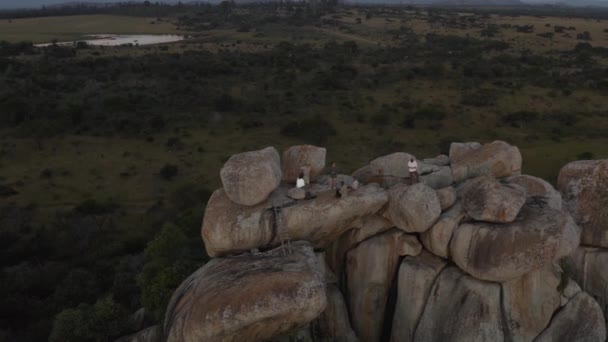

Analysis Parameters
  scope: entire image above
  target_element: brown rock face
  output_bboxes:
[315,285,358,342]
[220,146,282,206]
[534,292,606,342]
[414,267,504,342]
[370,152,415,178]
[451,140,522,182]
[449,142,482,162]
[450,206,580,282]
[325,215,394,283]
[505,175,562,210]
[501,264,562,342]
[565,247,608,325]
[346,230,422,342]
[420,201,466,258]
[557,160,608,248]
[281,145,326,183]
[385,183,441,233]
[435,186,456,210]
[279,184,388,247]
[391,251,447,342]
[201,188,274,257]
[462,176,527,223]
[164,241,326,342]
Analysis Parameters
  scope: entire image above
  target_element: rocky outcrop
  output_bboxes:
[164,241,326,342]
[201,188,274,257]
[220,147,282,206]
[347,230,422,342]
[172,143,608,342]
[450,206,580,282]
[534,292,606,342]
[451,141,522,182]
[384,183,441,233]
[565,247,608,320]
[435,186,456,210]
[557,160,608,248]
[461,176,527,223]
[501,264,562,342]
[449,141,482,162]
[420,201,466,258]
[391,251,447,342]
[370,152,414,179]
[315,285,358,342]
[278,184,388,247]
[281,145,326,183]
[414,267,504,342]
[506,175,562,210]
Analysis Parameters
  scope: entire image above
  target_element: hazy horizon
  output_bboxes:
[0,0,607,9]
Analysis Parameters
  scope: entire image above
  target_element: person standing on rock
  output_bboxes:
[300,164,312,186]
[408,158,419,185]
[329,162,338,190]
[296,172,306,189]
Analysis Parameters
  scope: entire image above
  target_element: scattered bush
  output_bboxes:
[159,164,179,180]
[280,115,337,144]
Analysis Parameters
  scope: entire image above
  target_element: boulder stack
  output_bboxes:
[157,141,606,342]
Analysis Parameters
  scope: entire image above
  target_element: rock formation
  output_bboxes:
[157,141,606,342]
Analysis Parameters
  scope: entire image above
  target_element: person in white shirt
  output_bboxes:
[296,172,306,189]
[408,158,419,185]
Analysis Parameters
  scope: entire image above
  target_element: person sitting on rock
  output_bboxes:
[350,179,359,190]
[408,158,419,185]
[296,172,306,189]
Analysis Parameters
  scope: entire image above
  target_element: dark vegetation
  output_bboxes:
[1,2,608,341]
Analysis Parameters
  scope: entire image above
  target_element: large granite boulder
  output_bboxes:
[220,147,281,206]
[423,154,450,167]
[506,175,562,210]
[449,142,482,162]
[420,165,454,190]
[278,184,388,247]
[203,184,387,257]
[557,160,608,248]
[164,241,326,342]
[435,186,456,210]
[347,229,422,342]
[370,152,414,178]
[420,202,466,258]
[450,206,581,282]
[281,145,326,183]
[534,292,606,342]
[384,183,441,233]
[451,141,522,182]
[565,247,608,322]
[414,267,504,342]
[202,188,274,257]
[462,176,527,223]
[391,251,447,342]
[500,264,562,342]
[315,285,358,342]
[325,215,394,283]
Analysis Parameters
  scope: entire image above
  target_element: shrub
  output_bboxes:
[413,105,446,121]
[160,164,179,180]
[502,111,540,128]
[280,115,337,144]
[370,112,391,126]
[577,151,594,160]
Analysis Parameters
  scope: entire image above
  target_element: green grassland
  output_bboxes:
[0,14,179,43]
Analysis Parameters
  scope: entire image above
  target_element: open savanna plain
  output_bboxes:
[1,3,608,341]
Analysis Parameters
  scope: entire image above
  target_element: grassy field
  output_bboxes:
[0,15,180,43]
[1,6,608,210]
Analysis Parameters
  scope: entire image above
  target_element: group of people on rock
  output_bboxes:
[292,156,420,199]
